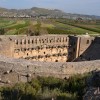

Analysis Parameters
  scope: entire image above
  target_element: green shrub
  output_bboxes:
[0,74,91,100]
[57,93,77,100]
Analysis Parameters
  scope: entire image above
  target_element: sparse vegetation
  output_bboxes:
[0,28,5,35]
[0,74,91,100]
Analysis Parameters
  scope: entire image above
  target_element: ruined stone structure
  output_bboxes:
[0,34,100,86]
[0,55,100,86]
[69,35,95,61]
[0,35,69,62]
[0,34,99,62]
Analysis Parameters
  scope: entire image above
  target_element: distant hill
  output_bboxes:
[0,7,100,19]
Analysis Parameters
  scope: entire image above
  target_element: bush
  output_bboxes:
[0,74,90,100]
[57,93,77,100]
[0,28,5,35]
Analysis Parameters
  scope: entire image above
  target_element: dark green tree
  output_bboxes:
[0,28,5,35]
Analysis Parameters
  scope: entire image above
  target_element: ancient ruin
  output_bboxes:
[0,34,99,62]
[0,35,69,62]
[0,34,100,86]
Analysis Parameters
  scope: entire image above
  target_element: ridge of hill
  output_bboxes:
[0,7,100,19]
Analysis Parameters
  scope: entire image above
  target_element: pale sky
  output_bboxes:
[0,0,100,16]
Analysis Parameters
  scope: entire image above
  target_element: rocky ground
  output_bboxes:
[83,71,100,100]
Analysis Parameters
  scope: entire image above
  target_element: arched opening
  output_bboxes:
[86,40,89,44]
[55,60,58,62]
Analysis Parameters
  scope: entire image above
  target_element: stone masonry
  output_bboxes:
[0,55,100,86]
[0,34,99,62]
[0,35,69,62]
[0,34,100,100]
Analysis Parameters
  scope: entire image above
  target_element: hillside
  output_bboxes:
[0,7,100,19]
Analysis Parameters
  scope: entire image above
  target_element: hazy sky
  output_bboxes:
[0,0,100,16]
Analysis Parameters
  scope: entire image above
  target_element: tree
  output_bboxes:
[0,28,5,35]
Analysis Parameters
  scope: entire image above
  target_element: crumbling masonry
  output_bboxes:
[0,34,98,62]
[0,34,100,85]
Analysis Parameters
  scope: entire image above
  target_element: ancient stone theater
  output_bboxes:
[0,34,99,62]
[0,34,100,86]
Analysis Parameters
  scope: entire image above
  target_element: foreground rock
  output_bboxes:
[83,71,100,100]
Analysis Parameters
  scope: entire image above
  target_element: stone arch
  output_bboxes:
[15,40,18,44]
[22,39,26,44]
[55,60,58,62]
[19,39,22,44]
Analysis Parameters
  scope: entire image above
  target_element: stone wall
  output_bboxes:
[0,36,14,57]
[0,55,100,86]
[74,36,100,61]
[0,35,69,62]
[0,35,100,62]
[69,35,95,61]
